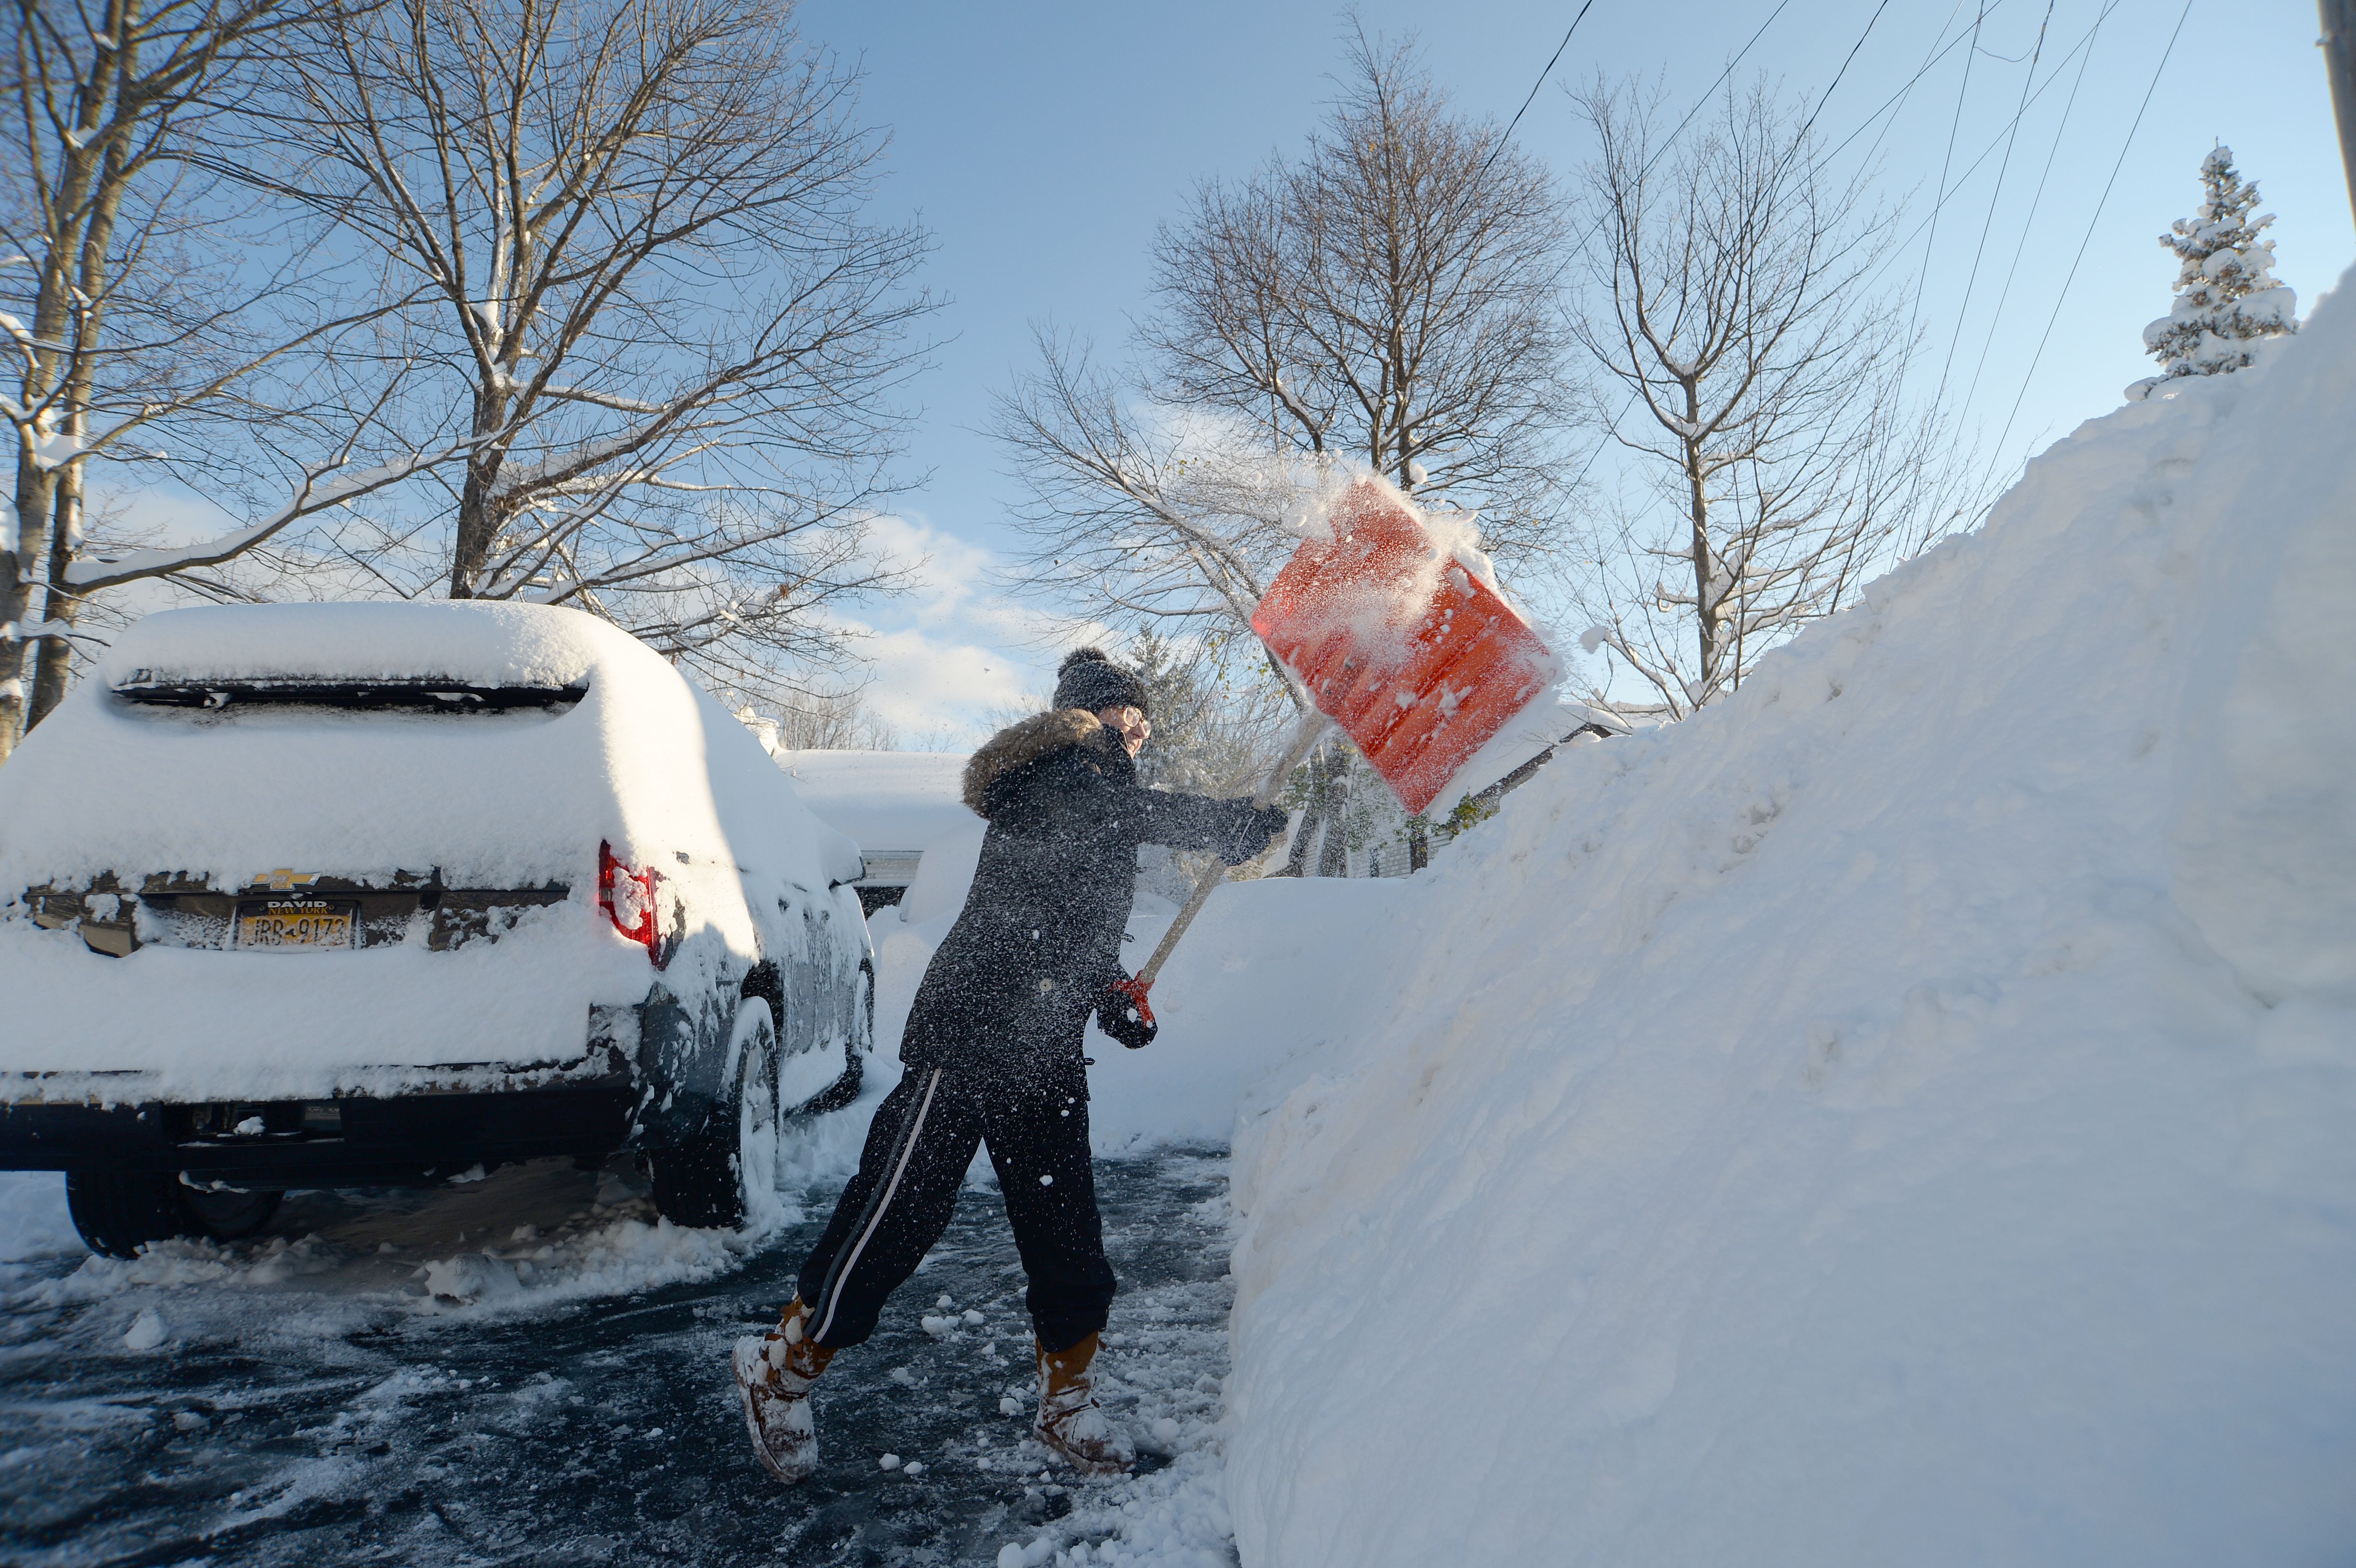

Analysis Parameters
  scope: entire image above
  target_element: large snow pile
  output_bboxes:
[1222,272,2356,1564]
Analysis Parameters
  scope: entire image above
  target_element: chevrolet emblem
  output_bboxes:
[255,869,322,892]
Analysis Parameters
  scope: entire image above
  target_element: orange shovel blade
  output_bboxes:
[1251,479,1556,817]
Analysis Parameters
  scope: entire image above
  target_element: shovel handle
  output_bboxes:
[1134,709,1330,991]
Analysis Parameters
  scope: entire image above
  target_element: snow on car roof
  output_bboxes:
[3,601,854,895]
[772,750,978,856]
[96,600,635,690]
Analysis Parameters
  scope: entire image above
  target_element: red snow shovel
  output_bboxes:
[1111,477,1555,1029]
[1251,478,1557,816]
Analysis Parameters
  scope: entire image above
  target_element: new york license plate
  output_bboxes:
[235,900,356,950]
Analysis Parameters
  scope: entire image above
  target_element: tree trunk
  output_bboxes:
[0,459,62,762]
[2323,0,2356,227]
[0,573,30,763]
[1279,750,1323,876]
[1683,379,1720,700]
[15,16,135,734]
[1316,741,1350,877]
[27,461,86,727]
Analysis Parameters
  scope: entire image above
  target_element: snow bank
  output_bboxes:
[1222,275,2356,1564]
[1093,878,1411,1151]
[868,817,1403,1154]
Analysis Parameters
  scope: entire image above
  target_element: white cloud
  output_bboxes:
[73,492,1088,751]
[833,512,1105,750]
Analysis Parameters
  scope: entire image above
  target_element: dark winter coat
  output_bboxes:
[898,708,1284,1086]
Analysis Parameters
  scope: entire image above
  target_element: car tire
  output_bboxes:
[65,1172,284,1260]
[648,999,776,1230]
[792,963,873,1120]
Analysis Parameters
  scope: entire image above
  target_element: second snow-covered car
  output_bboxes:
[0,601,873,1256]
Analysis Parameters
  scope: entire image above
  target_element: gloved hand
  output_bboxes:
[1253,803,1291,851]
[1098,975,1157,1050]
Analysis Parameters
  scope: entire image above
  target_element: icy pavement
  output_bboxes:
[0,1151,1240,1567]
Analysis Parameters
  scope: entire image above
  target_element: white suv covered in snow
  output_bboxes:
[0,601,873,1255]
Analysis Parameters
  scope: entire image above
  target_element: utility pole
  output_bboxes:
[2324,1,2356,226]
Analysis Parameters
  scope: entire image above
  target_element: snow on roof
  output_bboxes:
[96,600,637,690]
[772,750,978,855]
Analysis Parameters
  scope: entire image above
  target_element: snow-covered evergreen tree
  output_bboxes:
[2137,146,2296,390]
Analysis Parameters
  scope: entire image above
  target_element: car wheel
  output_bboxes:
[791,964,871,1119]
[648,998,775,1230]
[65,1173,285,1260]
[734,1001,785,1229]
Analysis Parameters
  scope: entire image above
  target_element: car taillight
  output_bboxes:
[598,841,664,964]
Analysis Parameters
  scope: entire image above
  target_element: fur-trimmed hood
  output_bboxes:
[962,708,1117,816]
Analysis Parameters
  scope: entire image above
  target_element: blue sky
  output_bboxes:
[793,0,2355,745]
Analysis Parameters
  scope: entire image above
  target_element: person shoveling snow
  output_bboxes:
[734,647,1288,1483]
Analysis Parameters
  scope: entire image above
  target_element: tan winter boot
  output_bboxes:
[1033,1331,1133,1475]
[732,1297,836,1484]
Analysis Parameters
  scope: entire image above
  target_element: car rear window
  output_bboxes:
[111,677,587,714]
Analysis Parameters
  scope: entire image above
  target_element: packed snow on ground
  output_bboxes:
[0,1157,809,1333]
[1217,271,2356,1566]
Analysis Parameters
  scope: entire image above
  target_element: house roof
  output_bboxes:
[771,750,979,857]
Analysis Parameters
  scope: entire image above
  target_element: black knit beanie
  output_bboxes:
[1051,646,1149,717]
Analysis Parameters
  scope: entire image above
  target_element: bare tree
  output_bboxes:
[1145,28,1572,547]
[992,29,1571,656]
[990,33,1574,881]
[0,0,413,761]
[1565,77,1971,719]
[737,686,897,754]
[993,331,1312,641]
[252,0,931,700]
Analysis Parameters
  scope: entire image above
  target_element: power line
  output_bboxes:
[1908,2,1993,359]
[1485,0,1601,177]
[1993,0,2195,464]
[1818,1,1980,170]
[1645,0,1797,173]
[1935,0,2055,405]
[1569,391,1639,493]
[1957,0,2112,432]
[1566,0,1796,262]
[1847,2,2126,310]
[1800,0,1897,141]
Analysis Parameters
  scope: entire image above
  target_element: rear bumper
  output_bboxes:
[0,1081,637,1186]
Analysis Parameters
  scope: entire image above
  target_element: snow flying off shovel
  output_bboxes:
[1112,477,1556,1028]
[1251,478,1557,817]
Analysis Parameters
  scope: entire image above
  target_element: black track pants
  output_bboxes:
[796,1066,1116,1355]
